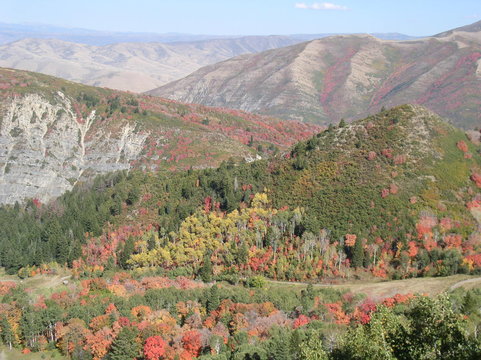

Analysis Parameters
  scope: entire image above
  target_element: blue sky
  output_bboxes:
[1,0,480,36]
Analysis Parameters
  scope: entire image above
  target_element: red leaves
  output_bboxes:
[324,302,350,324]
[367,151,377,160]
[32,198,42,208]
[144,336,167,360]
[203,196,212,213]
[408,241,419,258]
[457,140,468,153]
[182,330,202,358]
[471,173,481,188]
[382,293,414,308]
[381,148,393,159]
[381,188,390,198]
[416,215,437,239]
[443,234,462,249]
[293,314,310,329]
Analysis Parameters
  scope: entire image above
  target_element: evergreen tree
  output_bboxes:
[147,234,156,251]
[0,315,13,350]
[269,328,291,360]
[339,118,346,127]
[118,237,135,269]
[352,238,364,269]
[199,252,213,283]
[207,285,220,313]
[108,326,140,360]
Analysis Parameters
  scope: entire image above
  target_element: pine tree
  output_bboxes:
[206,285,220,313]
[352,238,364,269]
[118,237,135,269]
[0,315,13,350]
[147,234,156,251]
[199,252,213,283]
[109,326,140,360]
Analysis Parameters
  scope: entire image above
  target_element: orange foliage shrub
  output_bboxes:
[457,140,468,152]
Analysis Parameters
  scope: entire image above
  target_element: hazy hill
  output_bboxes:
[0,22,417,45]
[151,21,481,129]
[0,36,308,92]
[0,22,418,93]
[0,67,318,204]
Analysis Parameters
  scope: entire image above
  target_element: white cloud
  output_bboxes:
[295,2,349,11]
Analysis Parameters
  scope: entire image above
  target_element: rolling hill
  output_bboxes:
[0,36,305,92]
[0,67,318,204]
[151,21,481,129]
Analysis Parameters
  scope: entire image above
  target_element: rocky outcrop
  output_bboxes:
[0,68,320,205]
[0,93,148,204]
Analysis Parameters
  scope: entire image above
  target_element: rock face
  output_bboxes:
[151,21,481,129]
[0,93,147,204]
[0,68,319,204]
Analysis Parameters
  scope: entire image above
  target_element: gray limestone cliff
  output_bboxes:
[0,93,148,204]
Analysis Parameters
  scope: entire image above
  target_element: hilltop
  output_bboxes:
[151,21,481,129]
[0,67,318,204]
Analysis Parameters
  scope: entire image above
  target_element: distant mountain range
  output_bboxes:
[151,20,481,129]
[0,36,306,92]
[0,22,418,46]
[0,22,419,93]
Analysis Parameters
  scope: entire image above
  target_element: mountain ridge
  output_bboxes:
[150,22,481,129]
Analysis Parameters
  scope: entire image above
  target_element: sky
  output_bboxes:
[1,0,480,36]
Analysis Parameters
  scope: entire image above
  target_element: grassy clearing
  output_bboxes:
[0,347,65,360]
[267,274,481,300]
[0,270,74,299]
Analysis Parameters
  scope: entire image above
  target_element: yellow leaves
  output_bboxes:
[130,192,298,270]
[251,193,269,208]
[129,245,173,268]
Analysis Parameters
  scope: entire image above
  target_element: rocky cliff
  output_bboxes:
[0,68,319,204]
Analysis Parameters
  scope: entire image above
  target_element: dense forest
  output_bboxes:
[0,273,480,359]
[0,105,479,358]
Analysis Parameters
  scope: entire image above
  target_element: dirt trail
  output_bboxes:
[449,277,481,291]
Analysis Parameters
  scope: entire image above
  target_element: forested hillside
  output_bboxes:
[1,105,480,283]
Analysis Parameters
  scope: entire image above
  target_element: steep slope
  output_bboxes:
[0,68,318,204]
[2,105,480,279]
[79,105,481,278]
[151,23,481,129]
[0,36,306,92]
[435,19,481,37]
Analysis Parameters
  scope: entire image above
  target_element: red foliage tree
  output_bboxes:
[293,314,310,329]
[182,330,202,357]
[144,336,167,360]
